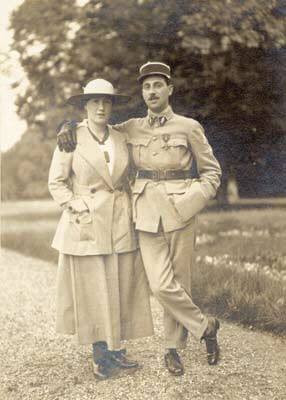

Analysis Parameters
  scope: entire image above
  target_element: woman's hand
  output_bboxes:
[66,198,89,214]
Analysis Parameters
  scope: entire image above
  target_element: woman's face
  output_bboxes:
[85,96,113,125]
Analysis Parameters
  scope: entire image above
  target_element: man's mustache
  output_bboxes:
[148,95,159,100]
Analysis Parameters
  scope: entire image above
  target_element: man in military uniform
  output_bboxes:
[57,62,222,376]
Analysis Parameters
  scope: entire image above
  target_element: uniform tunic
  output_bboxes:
[114,106,221,347]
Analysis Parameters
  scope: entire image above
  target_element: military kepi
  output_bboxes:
[138,61,171,82]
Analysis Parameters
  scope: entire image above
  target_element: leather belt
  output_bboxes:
[137,170,192,181]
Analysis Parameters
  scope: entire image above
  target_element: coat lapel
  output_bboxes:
[77,126,114,188]
[109,126,129,186]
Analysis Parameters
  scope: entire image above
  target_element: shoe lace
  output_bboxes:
[109,350,126,362]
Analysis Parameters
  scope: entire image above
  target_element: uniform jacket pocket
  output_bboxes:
[127,137,151,147]
[131,180,148,221]
[167,136,188,149]
[164,180,189,194]
[131,179,149,194]
[172,180,208,222]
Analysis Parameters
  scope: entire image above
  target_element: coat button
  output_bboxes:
[152,136,157,141]
[152,152,158,156]
[75,218,80,224]
[90,188,96,193]
[109,189,114,193]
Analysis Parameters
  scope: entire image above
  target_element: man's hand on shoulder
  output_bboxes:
[57,120,78,152]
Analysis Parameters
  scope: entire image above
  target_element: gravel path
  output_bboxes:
[0,249,285,400]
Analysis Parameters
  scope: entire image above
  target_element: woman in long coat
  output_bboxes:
[48,79,153,380]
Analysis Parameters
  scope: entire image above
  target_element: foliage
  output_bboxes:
[3,0,286,199]
[2,130,55,199]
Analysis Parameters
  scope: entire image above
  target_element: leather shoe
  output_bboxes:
[109,350,138,369]
[92,359,111,380]
[164,349,184,376]
[201,317,220,365]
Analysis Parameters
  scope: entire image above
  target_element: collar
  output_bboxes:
[79,119,111,144]
[147,105,174,121]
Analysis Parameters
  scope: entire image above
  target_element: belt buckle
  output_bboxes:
[152,170,167,181]
[166,170,174,179]
[159,170,167,180]
[152,170,160,181]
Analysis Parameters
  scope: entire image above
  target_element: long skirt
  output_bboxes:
[55,251,154,349]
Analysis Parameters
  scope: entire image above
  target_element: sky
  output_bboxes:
[0,0,26,152]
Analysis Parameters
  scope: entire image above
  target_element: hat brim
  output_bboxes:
[67,93,130,108]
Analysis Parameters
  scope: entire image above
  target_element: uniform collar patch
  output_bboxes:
[147,106,174,126]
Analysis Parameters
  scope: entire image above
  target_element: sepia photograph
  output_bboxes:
[1,1,286,399]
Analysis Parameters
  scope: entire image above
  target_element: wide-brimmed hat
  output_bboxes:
[137,61,171,82]
[67,79,130,108]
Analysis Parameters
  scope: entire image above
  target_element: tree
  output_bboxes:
[2,129,56,200]
[4,0,286,200]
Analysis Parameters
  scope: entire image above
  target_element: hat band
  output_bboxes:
[84,89,115,95]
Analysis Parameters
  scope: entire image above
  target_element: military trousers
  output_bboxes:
[138,219,208,349]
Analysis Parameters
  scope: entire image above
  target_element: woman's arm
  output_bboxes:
[48,146,90,213]
[48,146,74,206]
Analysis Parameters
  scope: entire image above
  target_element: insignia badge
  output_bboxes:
[159,116,167,126]
[162,134,170,142]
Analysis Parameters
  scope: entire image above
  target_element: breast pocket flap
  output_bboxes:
[167,137,188,148]
[127,137,151,147]
[164,181,188,194]
[132,180,148,194]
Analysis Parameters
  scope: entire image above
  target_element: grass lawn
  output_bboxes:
[193,209,286,334]
[1,202,286,335]
[2,213,60,264]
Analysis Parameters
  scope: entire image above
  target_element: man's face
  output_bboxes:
[85,96,112,125]
[142,75,173,113]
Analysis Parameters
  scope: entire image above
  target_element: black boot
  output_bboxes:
[164,349,184,376]
[109,349,138,369]
[201,318,220,365]
[92,341,110,380]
